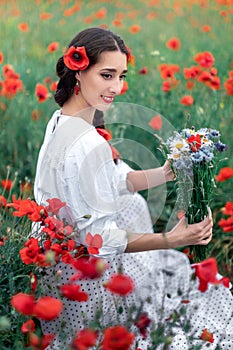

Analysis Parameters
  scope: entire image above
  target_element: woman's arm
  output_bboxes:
[125,215,213,253]
[126,160,174,192]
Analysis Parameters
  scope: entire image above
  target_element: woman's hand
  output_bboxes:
[166,214,213,248]
[162,160,175,182]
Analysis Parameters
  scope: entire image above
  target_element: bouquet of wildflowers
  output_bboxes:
[165,127,228,262]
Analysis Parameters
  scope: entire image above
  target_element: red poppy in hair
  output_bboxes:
[63,46,89,71]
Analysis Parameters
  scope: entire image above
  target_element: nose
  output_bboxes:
[109,78,123,95]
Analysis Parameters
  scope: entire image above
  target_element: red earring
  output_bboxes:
[74,85,80,95]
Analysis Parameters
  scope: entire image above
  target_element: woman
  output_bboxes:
[34,27,232,349]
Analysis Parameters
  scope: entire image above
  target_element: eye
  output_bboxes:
[101,73,112,80]
[120,74,127,80]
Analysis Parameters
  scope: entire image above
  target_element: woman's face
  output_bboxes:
[76,50,127,111]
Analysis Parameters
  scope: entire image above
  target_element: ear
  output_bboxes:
[75,72,81,80]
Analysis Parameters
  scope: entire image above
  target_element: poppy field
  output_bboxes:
[1,0,233,349]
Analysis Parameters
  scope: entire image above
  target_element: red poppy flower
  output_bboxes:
[60,284,88,302]
[85,232,103,255]
[1,179,13,191]
[134,312,151,339]
[40,12,53,20]
[218,216,233,232]
[72,256,108,280]
[180,95,194,106]
[138,67,148,74]
[215,167,233,181]
[95,8,107,19]
[149,115,162,130]
[166,37,181,50]
[48,42,59,52]
[120,80,128,95]
[103,273,135,296]
[50,81,58,91]
[194,51,215,68]
[222,202,233,216]
[158,63,180,79]
[45,198,66,215]
[187,134,201,152]
[30,273,38,292]
[35,83,49,103]
[33,296,63,321]
[28,333,55,350]
[7,197,45,222]
[21,319,35,334]
[201,25,211,32]
[11,293,36,315]
[183,66,201,79]
[101,325,135,350]
[0,52,4,64]
[18,22,30,32]
[224,75,233,95]
[96,128,112,141]
[0,195,7,207]
[20,237,42,265]
[200,328,214,343]
[129,24,141,33]
[71,328,98,350]
[63,46,89,71]
[192,257,230,292]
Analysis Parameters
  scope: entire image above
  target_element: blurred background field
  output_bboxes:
[1,0,233,278]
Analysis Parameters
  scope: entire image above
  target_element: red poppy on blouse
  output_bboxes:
[71,328,98,350]
[1,179,13,191]
[166,37,181,50]
[180,95,194,106]
[187,134,201,152]
[200,328,214,343]
[101,325,135,350]
[215,167,233,181]
[21,319,35,334]
[28,332,55,350]
[0,195,7,207]
[194,51,215,68]
[60,284,89,302]
[33,296,63,321]
[103,273,135,296]
[11,293,36,315]
[35,83,49,103]
[85,232,103,255]
[149,115,162,130]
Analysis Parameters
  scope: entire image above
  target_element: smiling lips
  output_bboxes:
[101,95,114,104]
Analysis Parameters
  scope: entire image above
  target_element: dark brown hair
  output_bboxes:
[54,27,129,107]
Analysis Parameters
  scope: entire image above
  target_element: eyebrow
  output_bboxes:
[100,68,128,73]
